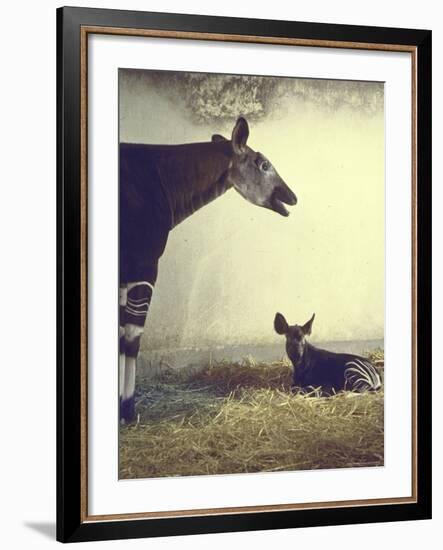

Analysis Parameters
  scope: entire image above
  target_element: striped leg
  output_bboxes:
[119,285,128,409]
[120,281,154,423]
[344,359,382,392]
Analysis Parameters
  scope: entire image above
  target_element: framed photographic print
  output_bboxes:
[57,6,432,543]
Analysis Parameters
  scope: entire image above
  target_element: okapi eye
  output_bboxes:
[261,161,270,172]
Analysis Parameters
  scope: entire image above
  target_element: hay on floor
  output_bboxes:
[119,356,384,479]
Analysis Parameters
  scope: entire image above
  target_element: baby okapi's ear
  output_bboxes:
[212,134,228,143]
[274,312,289,335]
[231,117,249,155]
[301,313,315,336]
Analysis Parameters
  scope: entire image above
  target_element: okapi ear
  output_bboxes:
[212,134,228,143]
[274,312,289,335]
[301,313,315,336]
[231,117,249,154]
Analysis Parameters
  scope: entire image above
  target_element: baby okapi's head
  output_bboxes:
[212,117,297,216]
[274,312,315,365]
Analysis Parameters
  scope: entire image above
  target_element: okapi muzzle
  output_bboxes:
[274,312,382,394]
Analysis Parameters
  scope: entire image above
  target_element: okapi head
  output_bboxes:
[274,312,315,365]
[212,117,297,216]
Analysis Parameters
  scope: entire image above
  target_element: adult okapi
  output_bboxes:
[119,117,297,422]
[274,312,382,393]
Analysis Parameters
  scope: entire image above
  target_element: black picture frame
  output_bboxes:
[57,6,432,543]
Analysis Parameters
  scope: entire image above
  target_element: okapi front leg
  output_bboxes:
[120,281,154,423]
[119,284,128,408]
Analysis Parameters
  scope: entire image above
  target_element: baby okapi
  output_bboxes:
[274,313,381,393]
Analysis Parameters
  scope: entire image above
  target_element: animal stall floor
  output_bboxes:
[119,358,384,479]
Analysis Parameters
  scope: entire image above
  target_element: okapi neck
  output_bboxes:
[298,342,314,369]
[156,141,234,228]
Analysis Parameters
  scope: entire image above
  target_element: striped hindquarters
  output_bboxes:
[344,358,382,392]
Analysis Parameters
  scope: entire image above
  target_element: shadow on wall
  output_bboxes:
[23,522,56,540]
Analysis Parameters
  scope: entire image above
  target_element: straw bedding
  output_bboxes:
[119,351,384,479]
